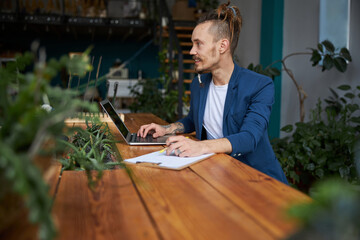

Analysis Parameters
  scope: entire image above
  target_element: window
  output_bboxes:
[319,0,350,49]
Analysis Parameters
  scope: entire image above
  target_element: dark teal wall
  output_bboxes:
[5,36,160,98]
[260,0,284,139]
[42,38,160,98]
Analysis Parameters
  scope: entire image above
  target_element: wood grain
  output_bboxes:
[130,166,274,240]
[112,114,273,239]
[53,113,311,240]
[52,169,159,240]
[0,160,62,240]
[190,154,311,239]
[113,113,310,239]
[45,161,62,197]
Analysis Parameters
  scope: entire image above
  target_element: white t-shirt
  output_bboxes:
[203,80,228,139]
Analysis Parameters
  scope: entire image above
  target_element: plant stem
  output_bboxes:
[266,51,312,122]
[282,59,308,122]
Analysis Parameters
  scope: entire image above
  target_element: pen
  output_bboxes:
[159,137,189,153]
[159,148,167,153]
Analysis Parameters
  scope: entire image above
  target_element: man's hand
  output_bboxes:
[137,123,167,138]
[165,135,209,157]
[165,136,232,157]
[137,122,185,138]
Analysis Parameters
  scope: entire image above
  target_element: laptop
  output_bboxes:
[100,99,170,145]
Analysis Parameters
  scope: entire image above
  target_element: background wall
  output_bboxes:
[223,0,262,67]
[281,0,360,133]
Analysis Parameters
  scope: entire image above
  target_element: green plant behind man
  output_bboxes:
[272,84,360,192]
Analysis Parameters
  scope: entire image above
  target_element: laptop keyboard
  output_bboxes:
[130,133,158,143]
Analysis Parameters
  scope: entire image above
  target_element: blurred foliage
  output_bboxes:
[128,78,179,122]
[272,84,360,192]
[287,178,360,240]
[129,40,185,123]
[59,119,124,188]
[0,47,97,239]
[247,63,281,79]
[196,0,219,11]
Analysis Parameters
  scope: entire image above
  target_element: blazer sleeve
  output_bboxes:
[225,77,274,156]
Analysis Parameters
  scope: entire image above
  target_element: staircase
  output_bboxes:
[157,0,199,118]
[162,24,195,99]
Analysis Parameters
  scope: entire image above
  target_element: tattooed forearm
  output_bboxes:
[162,123,185,134]
[171,122,185,134]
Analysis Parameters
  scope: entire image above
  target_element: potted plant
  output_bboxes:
[59,119,124,188]
[272,84,360,192]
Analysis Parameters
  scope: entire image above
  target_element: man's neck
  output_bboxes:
[211,58,235,86]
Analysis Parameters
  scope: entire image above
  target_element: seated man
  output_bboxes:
[137,1,288,184]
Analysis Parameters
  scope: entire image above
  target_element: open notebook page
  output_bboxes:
[124,150,214,170]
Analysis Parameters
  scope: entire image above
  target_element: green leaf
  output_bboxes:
[322,40,335,53]
[268,67,281,77]
[322,55,333,71]
[315,168,324,178]
[348,104,359,112]
[290,171,300,183]
[337,84,351,91]
[254,64,263,73]
[306,163,315,171]
[281,124,293,133]
[350,116,360,124]
[247,63,254,70]
[340,47,352,61]
[344,93,355,99]
[310,50,322,66]
[317,156,327,166]
[329,88,339,98]
[317,43,323,53]
[333,57,347,72]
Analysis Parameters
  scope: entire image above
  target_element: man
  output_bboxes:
[138,2,288,184]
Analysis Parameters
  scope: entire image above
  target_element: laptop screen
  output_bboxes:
[100,100,130,138]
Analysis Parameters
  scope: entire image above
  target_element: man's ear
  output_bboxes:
[219,38,230,54]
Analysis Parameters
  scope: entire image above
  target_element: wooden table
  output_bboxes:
[3,113,311,240]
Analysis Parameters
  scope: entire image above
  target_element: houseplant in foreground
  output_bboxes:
[0,47,96,239]
[286,178,360,240]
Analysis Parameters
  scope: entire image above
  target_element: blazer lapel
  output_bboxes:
[198,74,211,136]
[223,65,239,135]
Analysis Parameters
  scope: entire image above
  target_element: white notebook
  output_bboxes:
[124,150,214,170]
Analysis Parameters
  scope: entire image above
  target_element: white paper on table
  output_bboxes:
[124,150,214,170]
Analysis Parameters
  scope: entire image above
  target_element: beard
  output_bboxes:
[193,57,205,74]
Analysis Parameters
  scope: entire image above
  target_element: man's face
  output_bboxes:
[190,21,221,73]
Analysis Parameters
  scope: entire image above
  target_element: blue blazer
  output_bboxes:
[178,64,288,184]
